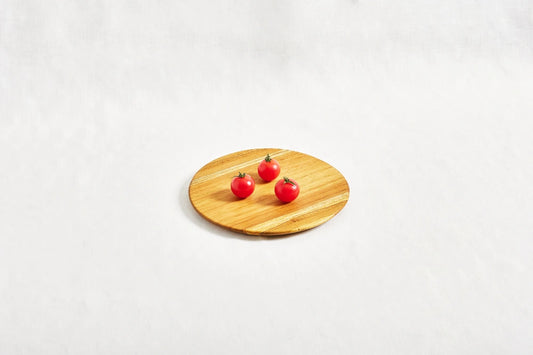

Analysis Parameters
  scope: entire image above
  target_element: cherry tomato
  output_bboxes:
[231,172,255,198]
[275,177,300,202]
[258,154,281,182]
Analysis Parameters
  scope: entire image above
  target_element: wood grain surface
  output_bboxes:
[188,148,349,236]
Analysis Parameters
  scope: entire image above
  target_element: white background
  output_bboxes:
[1,0,532,354]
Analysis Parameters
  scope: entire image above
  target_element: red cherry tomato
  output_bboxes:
[231,172,255,198]
[257,154,281,182]
[275,177,300,202]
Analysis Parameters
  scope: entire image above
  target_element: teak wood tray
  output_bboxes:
[189,148,349,236]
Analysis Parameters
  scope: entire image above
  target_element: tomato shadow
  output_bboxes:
[255,194,286,207]
[248,172,271,185]
[211,189,241,202]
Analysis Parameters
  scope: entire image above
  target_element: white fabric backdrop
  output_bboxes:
[1,1,532,354]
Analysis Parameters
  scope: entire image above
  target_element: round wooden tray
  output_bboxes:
[188,148,349,236]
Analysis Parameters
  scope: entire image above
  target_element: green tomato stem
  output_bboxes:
[283,177,296,186]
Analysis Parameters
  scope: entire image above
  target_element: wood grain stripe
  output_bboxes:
[190,149,290,185]
[249,192,349,232]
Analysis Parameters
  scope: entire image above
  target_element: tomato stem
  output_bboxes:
[234,172,246,178]
[265,154,272,162]
[283,177,295,186]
